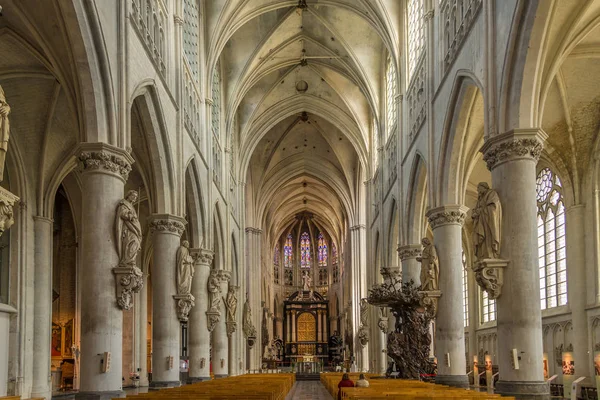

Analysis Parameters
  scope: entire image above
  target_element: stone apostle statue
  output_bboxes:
[225,286,238,322]
[471,182,502,260]
[360,298,369,327]
[115,190,142,268]
[207,271,221,311]
[0,85,10,181]
[416,238,439,291]
[243,294,257,337]
[302,270,312,291]
[176,240,194,295]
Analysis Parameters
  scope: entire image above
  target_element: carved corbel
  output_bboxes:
[0,187,18,237]
[418,290,442,318]
[112,266,144,310]
[206,309,221,333]
[472,259,509,299]
[174,293,195,322]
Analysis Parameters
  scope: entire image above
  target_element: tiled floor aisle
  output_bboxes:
[286,381,334,400]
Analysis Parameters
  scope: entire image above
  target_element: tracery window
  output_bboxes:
[318,233,328,267]
[407,0,425,78]
[183,0,199,79]
[284,234,293,268]
[300,232,311,268]
[536,168,567,310]
[273,243,280,285]
[332,243,339,284]
[211,62,221,139]
[481,289,496,323]
[462,249,468,328]
[385,55,397,140]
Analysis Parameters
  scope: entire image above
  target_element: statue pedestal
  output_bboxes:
[0,186,18,236]
[418,290,442,317]
[112,266,144,310]
[206,309,221,333]
[473,259,509,299]
[174,293,195,322]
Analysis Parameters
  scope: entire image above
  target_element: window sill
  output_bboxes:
[541,305,570,319]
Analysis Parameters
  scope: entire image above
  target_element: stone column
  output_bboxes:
[481,129,548,397]
[76,143,133,399]
[286,312,291,341]
[317,310,322,342]
[148,214,186,388]
[566,205,589,378]
[0,303,16,396]
[187,249,212,382]
[31,216,53,399]
[291,311,296,342]
[398,244,422,286]
[426,205,469,388]
[137,273,149,387]
[212,270,230,378]
[228,285,240,376]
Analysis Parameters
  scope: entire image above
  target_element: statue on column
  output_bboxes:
[302,270,312,291]
[207,270,221,311]
[115,190,142,268]
[416,238,439,291]
[243,294,257,347]
[472,182,502,260]
[225,286,238,322]
[113,190,144,310]
[0,84,10,181]
[176,240,194,295]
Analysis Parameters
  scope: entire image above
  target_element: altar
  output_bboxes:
[295,356,324,373]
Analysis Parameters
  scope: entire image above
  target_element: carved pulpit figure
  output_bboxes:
[416,238,439,291]
[472,182,502,260]
[115,190,142,268]
[176,240,194,295]
[302,270,312,291]
[225,286,238,323]
[0,85,10,181]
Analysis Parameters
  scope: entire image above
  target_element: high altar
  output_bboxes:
[283,290,329,368]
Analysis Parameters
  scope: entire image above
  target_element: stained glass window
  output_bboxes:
[385,55,397,140]
[300,232,311,268]
[536,168,567,310]
[332,243,338,265]
[273,243,280,285]
[462,249,469,327]
[407,0,425,78]
[284,234,293,268]
[318,233,328,267]
[274,243,280,265]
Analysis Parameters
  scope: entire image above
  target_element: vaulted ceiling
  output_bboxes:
[211,0,400,248]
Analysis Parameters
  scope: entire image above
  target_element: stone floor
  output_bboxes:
[285,381,334,400]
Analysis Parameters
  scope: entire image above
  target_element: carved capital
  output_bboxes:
[426,205,469,229]
[218,269,231,283]
[174,293,195,322]
[473,259,509,299]
[78,143,134,181]
[481,129,547,171]
[113,266,144,310]
[173,15,184,25]
[192,248,214,266]
[148,214,186,236]
[0,187,19,237]
[398,244,422,261]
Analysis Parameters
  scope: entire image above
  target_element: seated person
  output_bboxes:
[355,373,370,388]
[337,373,355,400]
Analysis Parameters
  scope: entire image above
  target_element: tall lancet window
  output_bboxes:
[385,55,397,141]
[318,233,328,267]
[273,243,280,285]
[407,0,425,78]
[332,242,339,284]
[182,0,199,79]
[300,232,311,268]
[536,167,567,310]
[284,234,293,286]
[481,289,496,323]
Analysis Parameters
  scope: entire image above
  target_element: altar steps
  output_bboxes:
[295,373,321,381]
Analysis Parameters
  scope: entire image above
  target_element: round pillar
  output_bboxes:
[187,249,212,382]
[212,270,230,378]
[148,214,186,388]
[76,143,134,399]
[426,205,469,388]
[398,244,422,286]
[481,129,548,398]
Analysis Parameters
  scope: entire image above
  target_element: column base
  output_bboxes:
[31,389,51,399]
[435,375,469,388]
[75,390,125,400]
[149,380,180,389]
[214,374,229,379]
[187,376,211,383]
[495,380,549,400]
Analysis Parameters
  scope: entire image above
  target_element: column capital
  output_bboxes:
[217,269,231,283]
[481,128,547,171]
[32,215,53,224]
[77,142,134,181]
[350,224,366,231]
[148,214,186,236]
[397,244,422,261]
[426,205,469,229]
[191,248,214,266]
[245,227,262,235]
